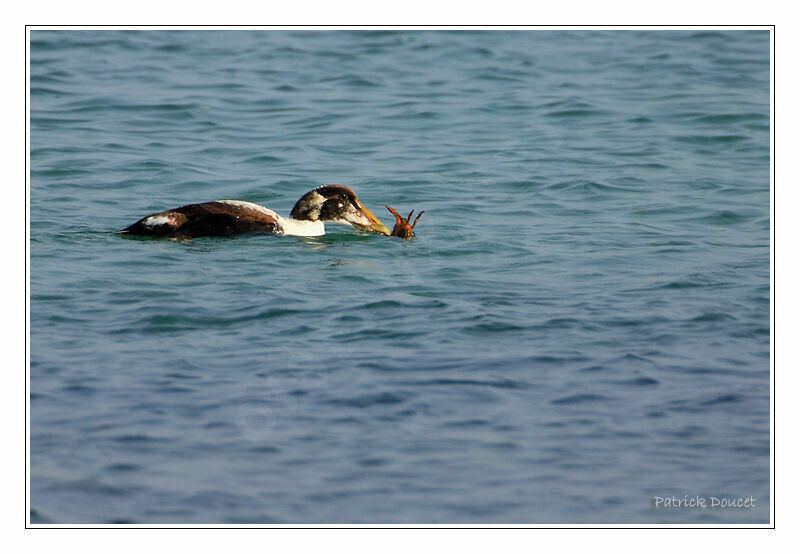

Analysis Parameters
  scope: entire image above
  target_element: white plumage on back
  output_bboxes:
[217,200,280,219]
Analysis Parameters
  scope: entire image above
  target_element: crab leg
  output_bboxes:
[385,205,404,225]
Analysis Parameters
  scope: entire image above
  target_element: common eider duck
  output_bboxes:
[118,185,391,238]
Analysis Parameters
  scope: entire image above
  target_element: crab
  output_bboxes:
[385,206,424,239]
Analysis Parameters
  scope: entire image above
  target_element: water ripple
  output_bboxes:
[30,29,771,525]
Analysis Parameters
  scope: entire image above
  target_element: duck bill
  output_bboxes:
[358,203,391,236]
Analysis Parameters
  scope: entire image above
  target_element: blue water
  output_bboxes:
[29,30,771,524]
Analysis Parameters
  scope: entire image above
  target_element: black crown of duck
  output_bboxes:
[118,185,391,239]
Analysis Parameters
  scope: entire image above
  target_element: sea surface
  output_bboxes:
[29,30,771,524]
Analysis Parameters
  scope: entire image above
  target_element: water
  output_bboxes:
[29,30,771,524]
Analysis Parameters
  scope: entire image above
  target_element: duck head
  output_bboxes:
[290,185,391,236]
